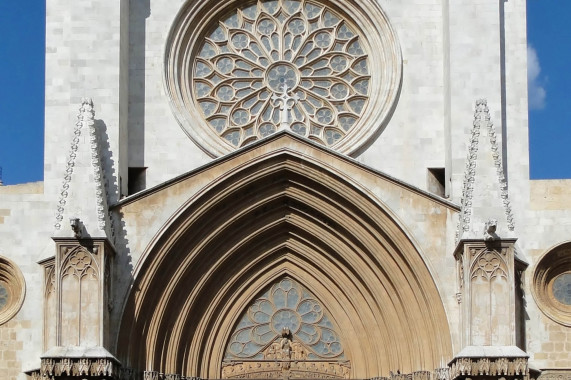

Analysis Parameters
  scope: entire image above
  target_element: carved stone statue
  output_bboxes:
[484,219,498,241]
[280,327,292,360]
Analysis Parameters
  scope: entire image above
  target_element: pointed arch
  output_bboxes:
[117,151,452,378]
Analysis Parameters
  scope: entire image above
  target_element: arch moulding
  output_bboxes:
[117,150,452,378]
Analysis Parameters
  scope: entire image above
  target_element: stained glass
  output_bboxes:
[193,0,370,147]
[553,273,571,305]
[0,284,8,311]
[224,278,345,360]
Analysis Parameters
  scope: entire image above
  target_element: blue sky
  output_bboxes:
[0,1,569,185]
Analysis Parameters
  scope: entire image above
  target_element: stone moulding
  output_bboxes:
[448,356,528,379]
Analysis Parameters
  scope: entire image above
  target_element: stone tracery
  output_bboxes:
[193,0,370,148]
[225,277,345,360]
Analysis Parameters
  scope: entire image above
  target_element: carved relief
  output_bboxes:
[470,251,508,282]
[38,357,119,378]
[448,356,527,379]
[433,368,451,380]
[484,219,498,241]
[62,248,99,279]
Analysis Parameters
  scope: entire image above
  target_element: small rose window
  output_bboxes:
[532,243,571,326]
[0,256,26,325]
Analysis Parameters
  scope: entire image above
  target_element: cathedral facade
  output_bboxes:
[0,1,570,380]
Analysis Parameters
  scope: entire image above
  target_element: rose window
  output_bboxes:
[193,0,370,148]
[167,0,401,156]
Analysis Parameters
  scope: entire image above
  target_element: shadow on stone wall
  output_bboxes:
[96,118,134,354]
[128,0,151,169]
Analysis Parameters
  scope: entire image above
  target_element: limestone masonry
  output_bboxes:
[0,1,570,380]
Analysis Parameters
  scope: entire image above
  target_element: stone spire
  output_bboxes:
[53,98,114,241]
[456,99,515,243]
[450,101,527,379]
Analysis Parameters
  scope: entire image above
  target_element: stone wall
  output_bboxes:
[0,319,28,380]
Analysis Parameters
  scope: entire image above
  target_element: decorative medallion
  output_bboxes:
[166,0,402,156]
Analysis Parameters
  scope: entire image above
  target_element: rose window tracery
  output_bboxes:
[224,277,345,360]
[193,0,370,148]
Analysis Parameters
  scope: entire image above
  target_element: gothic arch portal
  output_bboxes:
[117,149,452,378]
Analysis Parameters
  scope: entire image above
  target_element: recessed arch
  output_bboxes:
[117,151,452,378]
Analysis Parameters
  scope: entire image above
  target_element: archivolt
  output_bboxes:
[117,151,452,377]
